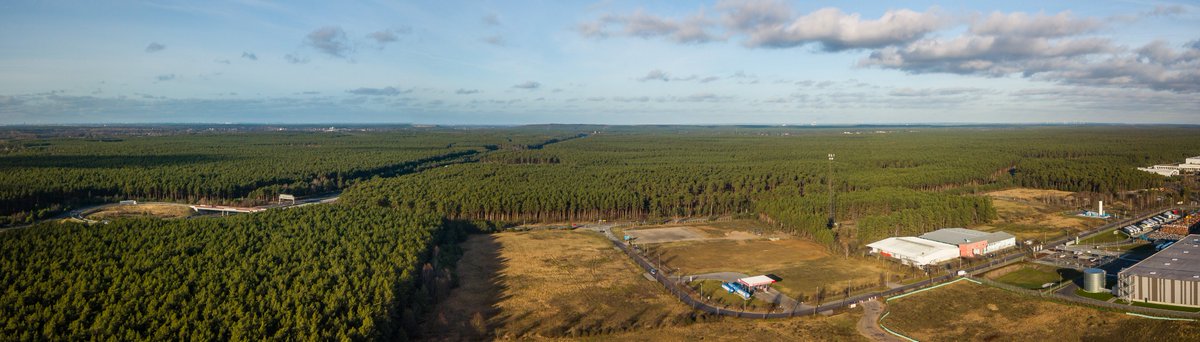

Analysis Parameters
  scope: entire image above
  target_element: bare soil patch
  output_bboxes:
[625,226,709,244]
[85,203,193,220]
[977,189,1104,241]
[986,188,1075,201]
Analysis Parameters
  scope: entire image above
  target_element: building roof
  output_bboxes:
[981,231,1016,243]
[867,236,957,256]
[738,275,776,287]
[1120,234,1200,281]
[919,228,993,245]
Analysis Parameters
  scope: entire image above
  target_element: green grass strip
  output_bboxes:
[1125,312,1197,321]
[878,311,920,342]
[887,277,979,302]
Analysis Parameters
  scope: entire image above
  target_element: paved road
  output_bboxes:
[3,192,342,232]
[858,300,903,342]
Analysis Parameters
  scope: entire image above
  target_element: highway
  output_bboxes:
[3,192,342,232]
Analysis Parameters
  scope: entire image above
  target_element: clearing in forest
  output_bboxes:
[883,281,1200,341]
[83,203,194,220]
[486,230,696,339]
[621,219,784,244]
[976,188,1104,241]
[649,221,909,301]
[433,230,867,341]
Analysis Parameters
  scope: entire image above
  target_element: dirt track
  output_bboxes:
[858,300,903,342]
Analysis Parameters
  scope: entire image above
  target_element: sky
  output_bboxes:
[0,0,1198,125]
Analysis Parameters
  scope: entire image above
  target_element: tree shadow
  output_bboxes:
[418,234,506,341]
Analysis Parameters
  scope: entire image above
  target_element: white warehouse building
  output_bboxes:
[866,237,960,266]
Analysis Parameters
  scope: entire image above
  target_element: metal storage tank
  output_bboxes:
[1083,268,1106,293]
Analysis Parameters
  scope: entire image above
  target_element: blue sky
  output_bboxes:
[0,0,1197,125]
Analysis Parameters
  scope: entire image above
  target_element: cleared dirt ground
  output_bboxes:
[624,226,709,244]
[84,203,194,220]
[975,188,1104,241]
[884,281,1200,341]
[622,220,773,244]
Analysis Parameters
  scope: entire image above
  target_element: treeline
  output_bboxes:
[0,205,471,340]
[755,187,996,245]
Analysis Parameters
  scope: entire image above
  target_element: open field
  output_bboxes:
[1079,229,1128,244]
[622,219,777,244]
[976,188,1106,241]
[984,263,1079,289]
[653,222,906,301]
[486,230,697,339]
[432,229,871,340]
[884,281,1200,341]
[986,188,1075,201]
[585,313,866,341]
[83,203,194,220]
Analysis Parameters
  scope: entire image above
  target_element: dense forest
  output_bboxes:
[1,125,1199,340]
[344,127,1199,247]
[0,127,585,225]
[0,205,467,340]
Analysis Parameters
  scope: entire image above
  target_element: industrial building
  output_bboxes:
[867,237,960,266]
[918,228,1017,257]
[1137,165,1181,177]
[1116,234,1200,307]
[1137,156,1200,176]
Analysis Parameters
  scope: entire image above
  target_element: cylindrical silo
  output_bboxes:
[1083,268,1106,293]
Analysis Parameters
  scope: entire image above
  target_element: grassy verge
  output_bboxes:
[1075,288,1115,301]
[1127,301,1200,313]
[1079,229,1127,244]
[884,281,1200,340]
[690,280,775,311]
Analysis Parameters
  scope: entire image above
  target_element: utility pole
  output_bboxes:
[828,153,836,229]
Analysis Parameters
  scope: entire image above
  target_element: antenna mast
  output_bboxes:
[827,153,836,229]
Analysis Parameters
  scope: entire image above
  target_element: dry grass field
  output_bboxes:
[975,188,1105,241]
[84,203,194,219]
[586,313,866,341]
[883,281,1200,341]
[653,227,900,301]
[429,229,873,341]
[488,230,697,339]
[621,220,775,244]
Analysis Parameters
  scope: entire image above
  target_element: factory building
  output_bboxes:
[866,237,960,266]
[918,228,1017,257]
[1116,234,1200,307]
